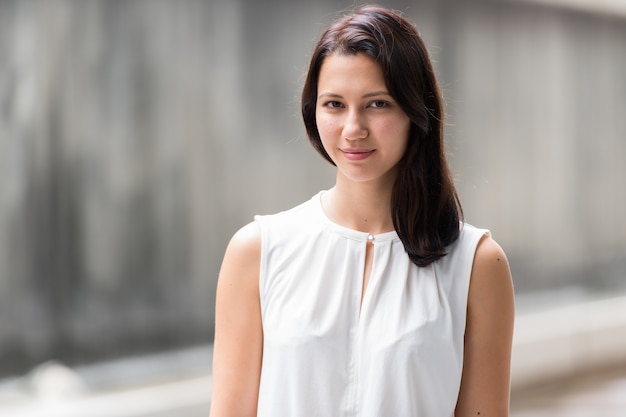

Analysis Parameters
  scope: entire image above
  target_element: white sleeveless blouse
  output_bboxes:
[254,192,488,417]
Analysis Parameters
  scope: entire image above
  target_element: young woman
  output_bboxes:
[210,6,514,417]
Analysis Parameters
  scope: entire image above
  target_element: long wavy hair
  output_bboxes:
[301,6,463,267]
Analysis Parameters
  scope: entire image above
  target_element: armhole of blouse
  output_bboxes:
[462,226,491,313]
[253,215,268,311]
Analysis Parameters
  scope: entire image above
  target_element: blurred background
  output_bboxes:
[0,0,625,415]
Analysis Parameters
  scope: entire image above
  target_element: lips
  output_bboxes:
[340,148,375,161]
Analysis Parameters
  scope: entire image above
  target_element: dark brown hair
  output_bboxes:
[301,5,463,267]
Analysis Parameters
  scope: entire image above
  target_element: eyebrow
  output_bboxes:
[363,90,391,98]
[318,90,392,99]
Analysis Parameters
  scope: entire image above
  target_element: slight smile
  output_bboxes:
[340,148,375,161]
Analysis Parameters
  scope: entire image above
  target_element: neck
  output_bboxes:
[323,177,395,234]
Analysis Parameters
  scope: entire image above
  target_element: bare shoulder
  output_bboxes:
[466,234,515,343]
[470,235,514,300]
[467,235,514,333]
[216,219,263,313]
[226,221,262,258]
[219,221,262,280]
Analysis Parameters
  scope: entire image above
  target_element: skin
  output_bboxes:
[209,221,262,417]
[316,53,411,196]
[209,52,515,417]
[455,236,515,416]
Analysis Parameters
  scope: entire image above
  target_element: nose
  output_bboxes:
[342,109,368,140]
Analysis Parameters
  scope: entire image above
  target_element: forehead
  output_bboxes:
[317,53,387,92]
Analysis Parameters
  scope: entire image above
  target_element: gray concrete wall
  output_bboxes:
[0,0,624,375]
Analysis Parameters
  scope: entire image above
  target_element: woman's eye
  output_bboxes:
[324,101,343,108]
[370,100,389,108]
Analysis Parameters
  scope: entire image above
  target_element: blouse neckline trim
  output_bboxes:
[314,191,399,243]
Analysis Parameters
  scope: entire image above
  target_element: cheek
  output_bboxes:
[385,119,411,155]
[317,126,339,164]
[315,112,339,139]
[380,118,409,139]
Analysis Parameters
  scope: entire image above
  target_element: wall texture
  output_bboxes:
[0,0,624,376]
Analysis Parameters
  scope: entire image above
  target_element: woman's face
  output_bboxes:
[315,53,411,186]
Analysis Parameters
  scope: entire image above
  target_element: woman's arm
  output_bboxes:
[210,222,264,417]
[455,235,515,417]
